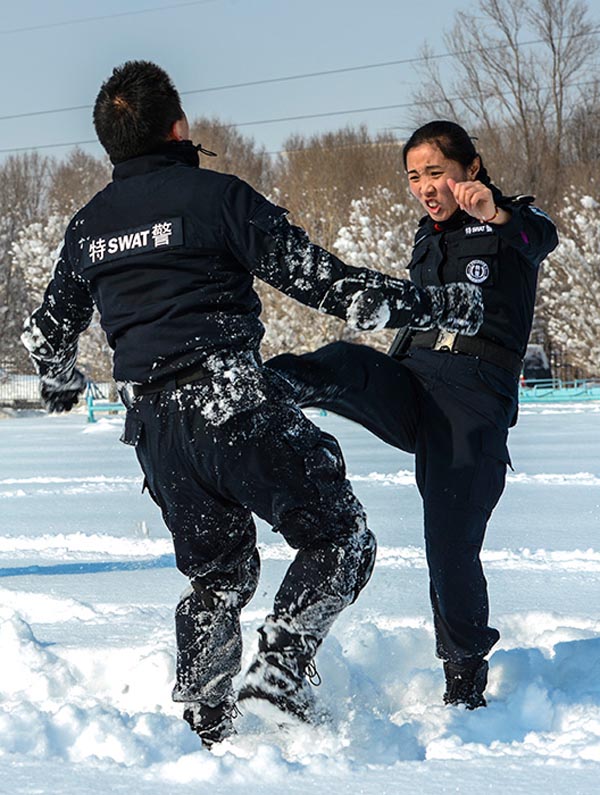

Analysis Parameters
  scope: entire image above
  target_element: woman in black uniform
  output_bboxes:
[268,120,558,709]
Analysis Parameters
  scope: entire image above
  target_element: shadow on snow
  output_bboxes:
[0,554,176,578]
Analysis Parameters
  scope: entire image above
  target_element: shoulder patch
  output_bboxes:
[464,224,493,236]
[81,217,184,268]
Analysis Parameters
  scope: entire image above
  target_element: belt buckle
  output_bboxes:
[433,330,458,352]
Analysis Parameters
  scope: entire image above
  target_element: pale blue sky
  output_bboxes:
[0,0,518,160]
[0,0,473,159]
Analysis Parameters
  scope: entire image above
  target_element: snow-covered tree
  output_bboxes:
[11,216,113,380]
[538,191,600,375]
[334,187,419,276]
[0,152,52,368]
[11,214,67,306]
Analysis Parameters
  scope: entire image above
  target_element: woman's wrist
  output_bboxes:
[481,205,499,223]
[481,205,511,225]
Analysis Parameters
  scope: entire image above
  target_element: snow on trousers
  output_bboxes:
[268,341,519,664]
[120,368,376,706]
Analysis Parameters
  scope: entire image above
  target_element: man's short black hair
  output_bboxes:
[93,60,185,163]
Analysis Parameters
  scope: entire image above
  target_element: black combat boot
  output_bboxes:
[443,658,489,709]
[182,698,239,748]
[238,617,324,725]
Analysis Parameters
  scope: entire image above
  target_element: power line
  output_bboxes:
[234,102,417,128]
[2,77,597,157]
[267,139,405,156]
[179,27,600,98]
[0,0,219,35]
[0,140,99,155]
[0,102,423,154]
[1,27,599,124]
[0,104,92,123]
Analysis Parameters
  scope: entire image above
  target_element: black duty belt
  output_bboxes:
[132,364,211,397]
[410,330,523,378]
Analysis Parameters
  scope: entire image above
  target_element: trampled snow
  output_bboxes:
[1,405,599,793]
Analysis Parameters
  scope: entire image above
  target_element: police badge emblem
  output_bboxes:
[465,259,490,284]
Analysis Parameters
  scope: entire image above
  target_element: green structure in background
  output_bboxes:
[86,382,125,423]
[84,375,600,422]
[519,379,600,403]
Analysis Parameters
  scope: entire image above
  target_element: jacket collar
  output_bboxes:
[112,140,200,180]
[419,208,472,235]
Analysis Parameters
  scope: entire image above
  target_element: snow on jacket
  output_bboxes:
[405,197,558,358]
[23,141,437,383]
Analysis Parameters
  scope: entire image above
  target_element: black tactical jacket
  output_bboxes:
[406,197,558,357]
[26,141,424,383]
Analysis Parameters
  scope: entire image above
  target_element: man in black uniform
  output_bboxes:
[21,66,483,746]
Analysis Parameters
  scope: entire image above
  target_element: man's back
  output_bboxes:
[67,142,278,383]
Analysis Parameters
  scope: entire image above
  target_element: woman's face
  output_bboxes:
[406,142,478,222]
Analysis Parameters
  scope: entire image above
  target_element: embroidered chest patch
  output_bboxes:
[465,259,490,284]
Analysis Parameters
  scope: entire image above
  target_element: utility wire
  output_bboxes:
[1,26,598,124]
[0,0,219,35]
[0,103,434,154]
[1,78,597,156]
[0,100,427,154]
[0,140,99,155]
[179,26,600,97]
[234,102,418,128]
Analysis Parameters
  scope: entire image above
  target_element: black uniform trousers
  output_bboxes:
[267,341,518,663]
[121,366,376,706]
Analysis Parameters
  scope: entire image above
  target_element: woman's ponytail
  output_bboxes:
[476,158,504,205]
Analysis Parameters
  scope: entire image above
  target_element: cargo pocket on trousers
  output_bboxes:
[305,433,347,487]
[276,414,349,547]
[469,427,512,514]
[119,412,143,447]
[282,414,346,492]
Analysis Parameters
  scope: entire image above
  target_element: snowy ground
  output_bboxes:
[1,403,600,794]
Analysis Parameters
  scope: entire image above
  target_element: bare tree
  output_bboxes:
[564,81,600,184]
[0,152,52,231]
[189,117,273,193]
[411,0,599,207]
[48,148,111,217]
[273,125,403,248]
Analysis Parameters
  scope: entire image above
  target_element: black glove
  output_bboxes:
[321,272,483,336]
[432,283,484,336]
[410,283,484,336]
[334,273,424,331]
[40,369,87,413]
[347,281,483,336]
[346,288,392,331]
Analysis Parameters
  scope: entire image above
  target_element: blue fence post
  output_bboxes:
[86,384,96,423]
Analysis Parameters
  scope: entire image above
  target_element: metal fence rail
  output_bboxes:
[1,362,115,409]
[519,378,600,402]
[0,371,40,405]
[3,364,600,408]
